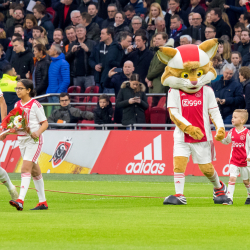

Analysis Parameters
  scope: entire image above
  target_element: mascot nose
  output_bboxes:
[191,81,197,85]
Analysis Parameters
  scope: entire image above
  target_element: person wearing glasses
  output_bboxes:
[0,64,19,113]
[101,4,117,29]
[47,92,94,125]
[204,24,216,40]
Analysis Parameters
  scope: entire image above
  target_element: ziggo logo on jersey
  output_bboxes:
[232,142,245,148]
[182,99,202,107]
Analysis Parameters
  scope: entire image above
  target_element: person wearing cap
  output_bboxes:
[145,34,172,106]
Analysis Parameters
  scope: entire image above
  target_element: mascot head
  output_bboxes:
[157,38,218,93]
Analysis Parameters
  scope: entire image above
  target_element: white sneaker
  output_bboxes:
[9,187,18,200]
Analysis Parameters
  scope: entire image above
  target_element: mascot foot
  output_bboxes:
[213,181,228,204]
[163,194,187,205]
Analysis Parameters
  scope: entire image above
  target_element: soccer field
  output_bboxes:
[0,174,249,250]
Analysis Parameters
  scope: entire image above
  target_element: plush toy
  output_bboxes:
[157,38,228,205]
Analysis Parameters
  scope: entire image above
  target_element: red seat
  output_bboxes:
[78,120,95,130]
[46,7,56,23]
[150,107,167,129]
[76,105,86,112]
[147,96,153,108]
[68,86,81,102]
[110,96,116,104]
[85,86,99,93]
[157,97,166,108]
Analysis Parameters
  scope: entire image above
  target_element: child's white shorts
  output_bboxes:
[229,164,250,180]
[173,140,216,164]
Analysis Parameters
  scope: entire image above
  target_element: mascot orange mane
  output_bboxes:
[157,38,228,205]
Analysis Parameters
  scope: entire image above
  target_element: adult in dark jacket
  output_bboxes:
[98,0,121,20]
[48,92,94,126]
[101,4,117,29]
[239,66,250,123]
[53,0,78,30]
[93,95,113,128]
[0,45,9,78]
[66,24,96,92]
[211,8,232,40]
[113,12,130,41]
[242,52,250,67]
[116,78,148,126]
[31,44,51,96]
[11,38,33,79]
[181,13,206,41]
[211,64,245,124]
[104,61,134,123]
[5,33,22,63]
[125,32,154,89]
[126,0,146,16]
[0,36,10,52]
[33,4,55,44]
[237,28,250,58]
[185,0,206,25]
[88,3,104,29]
[78,0,93,13]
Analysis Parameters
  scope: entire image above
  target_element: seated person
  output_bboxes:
[48,93,94,127]
[93,94,113,129]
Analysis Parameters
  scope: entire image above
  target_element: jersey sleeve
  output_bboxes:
[167,88,179,109]
[206,86,218,110]
[246,131,250,159]
[0,88,3,97]
[221,129,232,145]
[34,102,47,123]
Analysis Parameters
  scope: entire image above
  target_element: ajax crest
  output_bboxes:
[50,138,73,168]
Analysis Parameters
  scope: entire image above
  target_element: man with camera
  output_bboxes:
[65,24,96,92]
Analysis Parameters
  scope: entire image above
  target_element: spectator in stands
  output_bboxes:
[204,25,216,40]
[154,17,166,34]
[146,34,171,107]
[24,14,38,40]
[204,11,212,26]
[239,66,250,123]
[89,27,114,93]
[0,45,9,78]
[65,26,76,53]
[0,24,9,52]
[32,26,43,43]
[210,8,231,40]
[70,10,81,27]
[0,64,19,113]
[5,33,21,62]
[180,35,192,45]
[218,40,231,63]
[125,31,154,89]
[106,31,132,69]
[170,14,186,47]
[104,60,135,123]
[78,0,93,13]
[6,4,16,30]
[116,73,148,127]
[130,16,143,37]
[11,38,33,79]
[48,92,94,125]
[146,3,165,33]
[101,4,117,29]
[231,51,242,82]
[88,3,103,29]
[66,24,96,93]
[53,0,78,31]
[212,63,244,124]
[233,22,245,45]
[6,6,24,39]
[33,4,55,44]
[14,25,25,38]
[30,44,50,96]
[188,12,194,27]
[242,12,250,29]
[80,13,100,42]
[126,0,146,15]
[181,13,206,41]
[242,50,250,67]
[237,28,250,58]
[94,94,113,128]
[212,53,226,76]
[47,44,70,103]
[114,12,130,40]
[186,0,206,23]
[124,5,136,26]
[98,0,121,20]
[53,28,64,48]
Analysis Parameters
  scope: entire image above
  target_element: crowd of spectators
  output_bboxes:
[0,0,250,127]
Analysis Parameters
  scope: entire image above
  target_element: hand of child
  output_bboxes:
[247,158,250,161]
[0,134,7,141]
[31,131,41,139]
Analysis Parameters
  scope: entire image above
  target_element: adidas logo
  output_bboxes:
[181,93,186,96]
[125,135,165,174]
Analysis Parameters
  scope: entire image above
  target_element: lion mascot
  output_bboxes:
[157,38,228,205]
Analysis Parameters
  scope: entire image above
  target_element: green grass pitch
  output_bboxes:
[0,174,249,250]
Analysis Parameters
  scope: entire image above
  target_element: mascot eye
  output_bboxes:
[197,70,203,77]
[181,72,189,78]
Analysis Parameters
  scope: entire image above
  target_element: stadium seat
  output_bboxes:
[68,86,81,102]
[85,86,99,93]
[150,107,167,130]
[110,96,116,104]
[46,7,56,23]
[76,105,86,112]
[78,120,95,130]
[147,96,153,108]
[156,97,166,108]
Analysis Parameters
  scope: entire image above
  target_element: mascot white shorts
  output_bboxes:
[229,164,250,180]
[173,140,216,164]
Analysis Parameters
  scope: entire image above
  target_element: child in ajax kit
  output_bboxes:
[221,109,250,205]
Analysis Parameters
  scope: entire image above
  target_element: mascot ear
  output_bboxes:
[199,38,218,60]
[157,47,177,65]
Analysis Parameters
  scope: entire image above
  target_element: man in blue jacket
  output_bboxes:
[211,64,245,125]
[47,44,70,103]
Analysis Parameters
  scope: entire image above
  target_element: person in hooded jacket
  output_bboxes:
[116,73,148,127]
[94,94,113,129]
[0,44,9,78]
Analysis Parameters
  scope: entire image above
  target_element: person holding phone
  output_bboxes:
[116,73,148,128]
[146,3,165,31]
